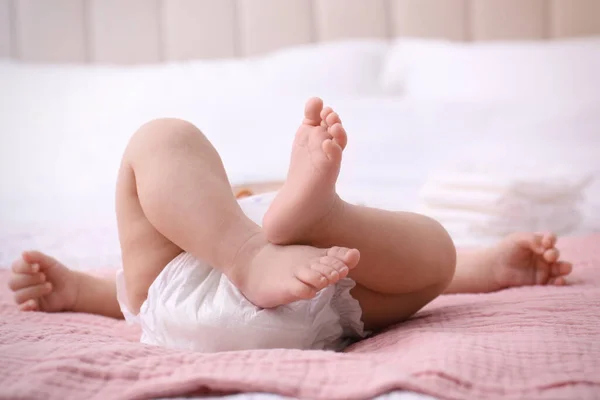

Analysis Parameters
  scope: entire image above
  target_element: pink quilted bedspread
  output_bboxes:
[1,235,599,400]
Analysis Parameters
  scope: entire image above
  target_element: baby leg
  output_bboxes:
[305,205,456,331]
[117,118,360,313]
[264,98,456,331]
[348,231,573,330]
[324,209,456,330]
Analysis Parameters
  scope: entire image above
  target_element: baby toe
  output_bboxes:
[303,97,324,126]
[311,263,340,284]
[295,267,329,290]
[320,256,349,278]
[326,247,360,269]
[320,106,333,121]
[325,111,341,127]
[320,107,333,128]
[329,123,347,150]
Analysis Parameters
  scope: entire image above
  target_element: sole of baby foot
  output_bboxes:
[263,97,348,245]
[228,234,360,308]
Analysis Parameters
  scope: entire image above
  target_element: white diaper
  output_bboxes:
[115,193,368,353]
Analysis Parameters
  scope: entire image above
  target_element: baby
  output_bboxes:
[8,98,572,352]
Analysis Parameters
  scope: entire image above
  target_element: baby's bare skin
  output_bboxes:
[263,98,347,245]
[116,112,361,313]
[9,232,572,315]
[9,251,121,318]
[7,97,573,333]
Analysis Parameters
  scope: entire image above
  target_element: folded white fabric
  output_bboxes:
[423,169,591,200]
[420,184,583,215]
[418,166,593,240]
[418,204,581,230]
[419,204,581,236]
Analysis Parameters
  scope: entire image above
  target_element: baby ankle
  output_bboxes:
[225,231,268,286]
[303,195,346,244]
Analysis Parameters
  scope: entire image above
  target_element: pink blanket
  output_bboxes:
[1,235,599,400]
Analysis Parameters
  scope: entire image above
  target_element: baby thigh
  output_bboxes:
[350,275,448,332]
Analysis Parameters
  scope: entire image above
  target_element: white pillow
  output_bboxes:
[381,37,600,103]
[171,40,389,99]
[256,40,389,97]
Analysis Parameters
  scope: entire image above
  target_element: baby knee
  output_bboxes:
[128,118,205,156]
[427,218,457,287]
[141,117,200,135]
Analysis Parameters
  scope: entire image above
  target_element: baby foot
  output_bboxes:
[228,234,360,308]
[263,97,347,245]
[8,250,80,312]
[491,232,573,290]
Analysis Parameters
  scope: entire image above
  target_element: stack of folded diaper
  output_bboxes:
[418,163,593,245]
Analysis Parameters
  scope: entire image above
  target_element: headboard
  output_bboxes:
[1,0,599,64]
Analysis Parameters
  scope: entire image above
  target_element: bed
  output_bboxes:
[1,1,600,399]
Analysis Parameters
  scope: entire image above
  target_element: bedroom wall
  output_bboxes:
[0,0,599,64]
